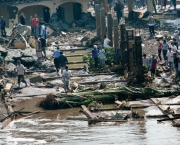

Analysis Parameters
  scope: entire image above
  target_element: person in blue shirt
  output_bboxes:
[53,46,60,76]
[0,16,6,37]
[92,45,99,69]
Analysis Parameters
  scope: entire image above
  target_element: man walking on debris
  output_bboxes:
[114,0,124,24]
[32,14,39,38]
[148,13,155,36]
[53,46,60,76]
[162,40,168,61]
[0,16,6,37]
[62,66,71,93]
[39,35,46,60]
[92,45,99,69]
[16,60,27,88]
[59,52,68,75]
[174,53,179,77]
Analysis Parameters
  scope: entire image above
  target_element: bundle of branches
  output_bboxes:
[38,87,180,110]
[37,93,59,110]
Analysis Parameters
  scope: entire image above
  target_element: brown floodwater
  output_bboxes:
[1,97,180,145]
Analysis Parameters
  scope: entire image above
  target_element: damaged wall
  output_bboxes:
[0,7,10,27]
[4,0,89,28]
[18,5,46,25]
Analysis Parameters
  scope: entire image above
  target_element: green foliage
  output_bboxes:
[142,64,148,73]
[82,47,115,69]
[82,55,89,62]
[104,47,115,67]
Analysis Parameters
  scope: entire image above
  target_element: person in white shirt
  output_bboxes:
[16,60,27,88]
[166,48,174,73]
[62,66,71,93]
[170,42,177,53]
[99,46,105,67]
[142,54,149,68]
[103,35,110,47]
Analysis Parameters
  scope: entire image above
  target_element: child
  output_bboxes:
[150,54,157,79]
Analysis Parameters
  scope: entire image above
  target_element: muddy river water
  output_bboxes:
[1,97,180,145]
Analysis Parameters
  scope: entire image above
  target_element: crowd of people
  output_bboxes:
[142,33,180,79]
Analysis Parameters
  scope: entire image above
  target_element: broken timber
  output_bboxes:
[150,98,180,126]
[66,117,127,122]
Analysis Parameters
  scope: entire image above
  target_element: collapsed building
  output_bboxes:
[0,0,93,28]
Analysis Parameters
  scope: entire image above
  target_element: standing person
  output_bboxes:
[16,60,27,88]
[149,55,157,79]
[142,54,149,68]
[39,18,45,35]
[173,38,178,50]
[62,66,72,93]
[92,45,99,69]
[178,59,180,79]
[0,16,6,37]
[148,13,155,35]
[167,48,174,74]
[39,35,46,60]
[163,0,167,9]
[99,46,105,67]
[174,53,179,77]
[104,35,111,47]
[32,14,39,38]
[35,37,42,60]
[114,0,124,24]
[30,16,33,34]
[19,12,26,25]
[162,39,168,61]
[157,39,162,61]
[170,42,177,53]
[59,52,68,75]
[172,0,176,9]
[53,47,60,76]
[40,24,46,39]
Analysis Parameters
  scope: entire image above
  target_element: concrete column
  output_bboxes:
[95,4,101,36]
[135,36,142,66]
[128,0,134,12]
[120,24,126,67]
[103,0,108,14]
[107,13,112,46]
[100,7,106,41]
[113,17,119,48]
[147,0,153,13]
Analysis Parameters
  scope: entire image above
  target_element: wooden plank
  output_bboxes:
[81,105,94,119]
[1,118,12,129]
[4,83,12,92]
[66,117,127,122]
[79,79,124,85]
[150,98,179,124]
[115,100,122,106]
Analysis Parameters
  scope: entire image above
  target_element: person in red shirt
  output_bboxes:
[32,14,39,38]
[157,39,162,61]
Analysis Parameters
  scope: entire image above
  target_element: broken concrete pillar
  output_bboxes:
[107,13,113,46]
[126,29,135,72]
[113,17,119,48]
[120,23,126,67]
[103,0,108,14]
[135,35,142,66]
[100,7,106,41]
[95,4,101,36]
[147,0,153,13]
[128,0,134,12]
